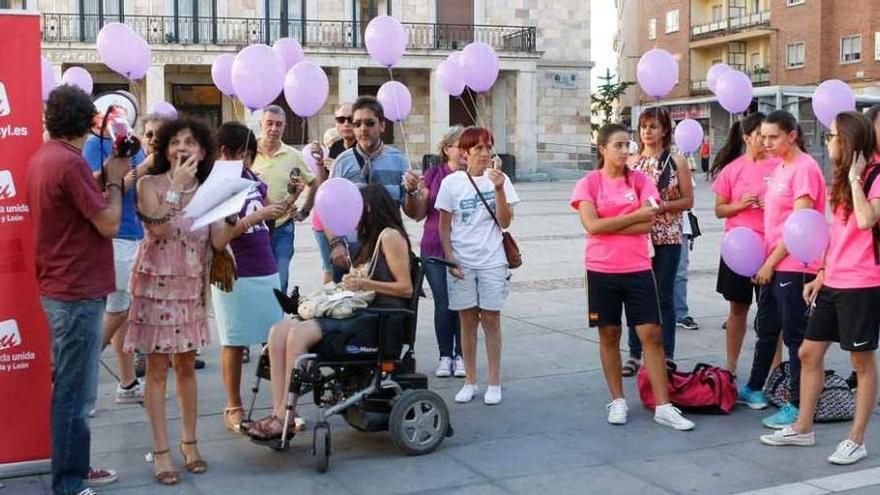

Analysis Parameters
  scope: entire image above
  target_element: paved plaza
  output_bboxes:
[5,178,880,495]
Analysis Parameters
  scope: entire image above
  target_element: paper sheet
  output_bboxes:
[183,160,256,231]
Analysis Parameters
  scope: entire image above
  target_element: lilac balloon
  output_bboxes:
[315,178,364,236]
[783,209,830,265]
[232,44,285,111]
[365,16,406,67]
[211,54,236,98]
[707,63,732,94]
[674,119,704,154]
[283,61,329,118]
[716,70,753,114]
[721,227,765,277]
[436,58,465,97]
[41,56,58,102]
[124,41,152,81]
[148,101,178,119]
[462,42,499,93]
[273,38,305,71]
[637,49,677,99]
[62,67,93,94]
[302,144,330,175]
[97,22,151,80]
[812,79,856,128]
[376,81,412,122]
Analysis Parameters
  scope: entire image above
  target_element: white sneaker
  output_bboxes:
[435,357,453,378]
[453,356,466,377]
[606,398,628,425]
[828,439,867,465]
[654,404,695,431]
[88,408,96,418]
[484,385,502,405]
[115,380,145,404]
[454,383,478,403]
[760,426,816,447]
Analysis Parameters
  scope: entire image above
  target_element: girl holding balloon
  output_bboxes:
[744,110,827,429]
[710,112,782,379]
[761,111,880,465]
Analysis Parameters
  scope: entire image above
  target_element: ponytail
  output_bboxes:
[708,112,765,180]
[795,124,808,152]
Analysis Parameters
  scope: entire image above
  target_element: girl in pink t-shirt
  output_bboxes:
[570,123,694,432]
[709,112,782,377]
[764,111,880,464]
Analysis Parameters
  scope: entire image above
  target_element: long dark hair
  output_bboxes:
[709,112,765,180]
[596,123,631,185]
[637,107,673,152]
[150,118,216,184]
[765,110,807,153]
[354,184,412,266]
[830,111,876,219]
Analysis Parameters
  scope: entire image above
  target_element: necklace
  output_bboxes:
[166,173,198,194]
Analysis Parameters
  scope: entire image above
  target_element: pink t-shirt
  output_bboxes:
[763,152,827,273]
[570,169,660,274]
[712,154,780,235]
[824,164,880,289]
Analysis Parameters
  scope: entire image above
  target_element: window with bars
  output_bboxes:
[841,35,861,63]
[787,42,805,68]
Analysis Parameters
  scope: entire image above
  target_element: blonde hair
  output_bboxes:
[323,127,341,148]
[437,125,465,163]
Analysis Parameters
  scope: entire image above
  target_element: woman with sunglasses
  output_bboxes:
[761,111,880,465]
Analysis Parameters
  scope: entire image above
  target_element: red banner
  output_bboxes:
[0,12,52,476]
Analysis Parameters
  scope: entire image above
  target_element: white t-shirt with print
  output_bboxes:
[435,170,520,269]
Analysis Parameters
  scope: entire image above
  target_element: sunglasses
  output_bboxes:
[352,119,377,128]
[335,115,353,124]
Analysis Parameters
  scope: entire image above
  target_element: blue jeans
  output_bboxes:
[674,238,691,321]
[423,262,461,358]
[42,296,104,495]
[272,221,295,295]
[313,230,332,274]
[628,244,681,360]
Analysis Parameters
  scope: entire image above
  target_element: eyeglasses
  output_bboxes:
[824,133,838,143]
[352,119,377,128]
[335,116,353,124]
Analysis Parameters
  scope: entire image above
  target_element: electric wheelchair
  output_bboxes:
[243,257,455,473]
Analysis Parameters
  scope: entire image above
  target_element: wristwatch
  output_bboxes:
[164,190,181,207]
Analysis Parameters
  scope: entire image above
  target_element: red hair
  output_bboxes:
[458,127,494,154]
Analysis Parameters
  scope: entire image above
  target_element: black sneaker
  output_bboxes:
[676,316,699,330]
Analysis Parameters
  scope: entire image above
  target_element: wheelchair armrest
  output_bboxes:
[360,307,414,318]
[422,257,457,269]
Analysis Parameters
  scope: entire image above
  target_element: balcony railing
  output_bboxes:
[690,68,771,96]
[691,10,771,40]
[40,13,537,53]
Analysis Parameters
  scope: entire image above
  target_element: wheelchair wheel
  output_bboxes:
[313,422,331,473]
[389,389,449,456]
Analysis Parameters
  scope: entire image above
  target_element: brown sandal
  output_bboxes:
[152,449,180,486]
[223,406,245,434]
[246,415,295,441]
[179,440,208,474]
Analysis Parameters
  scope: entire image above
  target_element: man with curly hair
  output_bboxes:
[25,85,130,495]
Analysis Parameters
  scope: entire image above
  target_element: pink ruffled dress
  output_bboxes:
[124,214,211,354]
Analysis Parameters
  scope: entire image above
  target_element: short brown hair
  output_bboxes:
[458,127,494,154]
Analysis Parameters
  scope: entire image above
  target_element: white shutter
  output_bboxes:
[875,32,880,60]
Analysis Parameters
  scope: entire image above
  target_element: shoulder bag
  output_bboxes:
[464,172,522,269]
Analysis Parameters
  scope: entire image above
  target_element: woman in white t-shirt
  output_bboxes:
[436,127,520,406]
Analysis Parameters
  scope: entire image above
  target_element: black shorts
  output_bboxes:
[716,257,760,304]
[806,286,880,351]
[585,270,661,328]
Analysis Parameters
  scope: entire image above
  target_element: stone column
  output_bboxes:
[338,66,359,106]
[429,68,449,156]
[144,64,166,114]
[491,75,508,153]
[515,69,537,174]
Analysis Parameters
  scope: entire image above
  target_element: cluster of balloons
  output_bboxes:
[706,63,753,114]
[365,16,414,123]
[721,211,830,277]
[436,42,500,97]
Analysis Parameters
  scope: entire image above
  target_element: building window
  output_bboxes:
[875,32,880,60]
[786,42,805,68]
[841,35,862,63]
[711,5,723,22]
[786,0,805,6]
[665,10,679,34]
[648,18,657,40]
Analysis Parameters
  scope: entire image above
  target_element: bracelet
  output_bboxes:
[106,182,123,194]
[136,209,175,225]
[242,217,252,230]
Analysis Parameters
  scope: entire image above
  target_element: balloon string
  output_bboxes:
[458,94,479,128]
[469,91,502,166]
[387,67,414,171]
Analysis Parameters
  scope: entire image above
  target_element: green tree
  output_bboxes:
[591,69,634,135]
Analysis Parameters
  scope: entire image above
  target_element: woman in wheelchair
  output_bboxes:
[245,184,414,441]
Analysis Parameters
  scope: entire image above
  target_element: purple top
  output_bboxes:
[420,163,456,258]
[230,168,278,278]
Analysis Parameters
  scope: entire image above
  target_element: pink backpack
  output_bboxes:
[638,363,737,414]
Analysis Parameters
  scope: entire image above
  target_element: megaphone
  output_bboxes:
[93,90,141,158]
[93,90,139,128]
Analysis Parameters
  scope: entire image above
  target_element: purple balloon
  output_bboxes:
[462,42,499,93]
[211,54,236,98]
[376,81,412,122]
[716,70,753,114]
[812,79,856,128]
[721,227,765,277]
[315,178,364,236]
[707,63,732,94]
[62,67,93,94]
[365,16,406,67]
[436,58,465,97]
[232,44,285,111]
[283,61,329,118]
[273,38,305,71]
[97,22,151,80]
[125,41,152,81]
[148,101,178,119]
[783,209,830,265]
[674,119,704,154]
[637,49,677,99]
[41,56,58,102]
